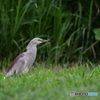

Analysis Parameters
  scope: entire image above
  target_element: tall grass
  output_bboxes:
[0,0,100,67]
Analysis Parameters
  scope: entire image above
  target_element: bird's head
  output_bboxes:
[31,38,50,44]
[26,37,50,50]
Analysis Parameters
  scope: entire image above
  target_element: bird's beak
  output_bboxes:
[42,40,51,42]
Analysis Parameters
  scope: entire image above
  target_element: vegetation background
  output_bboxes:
[0,1,100,100]
[0,0,100,67]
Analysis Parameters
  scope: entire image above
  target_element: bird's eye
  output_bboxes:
[38,39,41,41]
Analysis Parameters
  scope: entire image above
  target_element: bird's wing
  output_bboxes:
[7,53,25,73]
[4,53,26,78]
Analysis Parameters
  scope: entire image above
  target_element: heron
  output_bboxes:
[4,37,50,79]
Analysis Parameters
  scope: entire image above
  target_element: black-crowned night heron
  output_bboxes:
[4,38,50,79]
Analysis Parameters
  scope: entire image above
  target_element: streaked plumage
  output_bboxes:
[4,38,50,79]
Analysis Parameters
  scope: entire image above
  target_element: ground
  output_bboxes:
[0,63,100,100]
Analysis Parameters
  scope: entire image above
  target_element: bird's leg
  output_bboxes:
[17,74,22,78]
[12,71,21,78]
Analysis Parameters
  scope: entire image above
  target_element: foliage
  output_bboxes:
[93,28,100,40]
[0,64,100,100]
[0,0,100,65]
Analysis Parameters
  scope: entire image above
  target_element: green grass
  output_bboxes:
[0,64,100,100]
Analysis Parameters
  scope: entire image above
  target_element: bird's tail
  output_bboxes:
[4,73,9,79]
[4,70,14,79]
[4,76,6,79]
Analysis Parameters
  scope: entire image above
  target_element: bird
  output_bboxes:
[4,37,50,79]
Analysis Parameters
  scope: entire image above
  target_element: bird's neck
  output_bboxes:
[26,46,37,53]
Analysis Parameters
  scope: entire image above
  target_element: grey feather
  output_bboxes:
[4,38,50,79]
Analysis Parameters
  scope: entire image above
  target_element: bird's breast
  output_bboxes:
[26,51,37,66]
